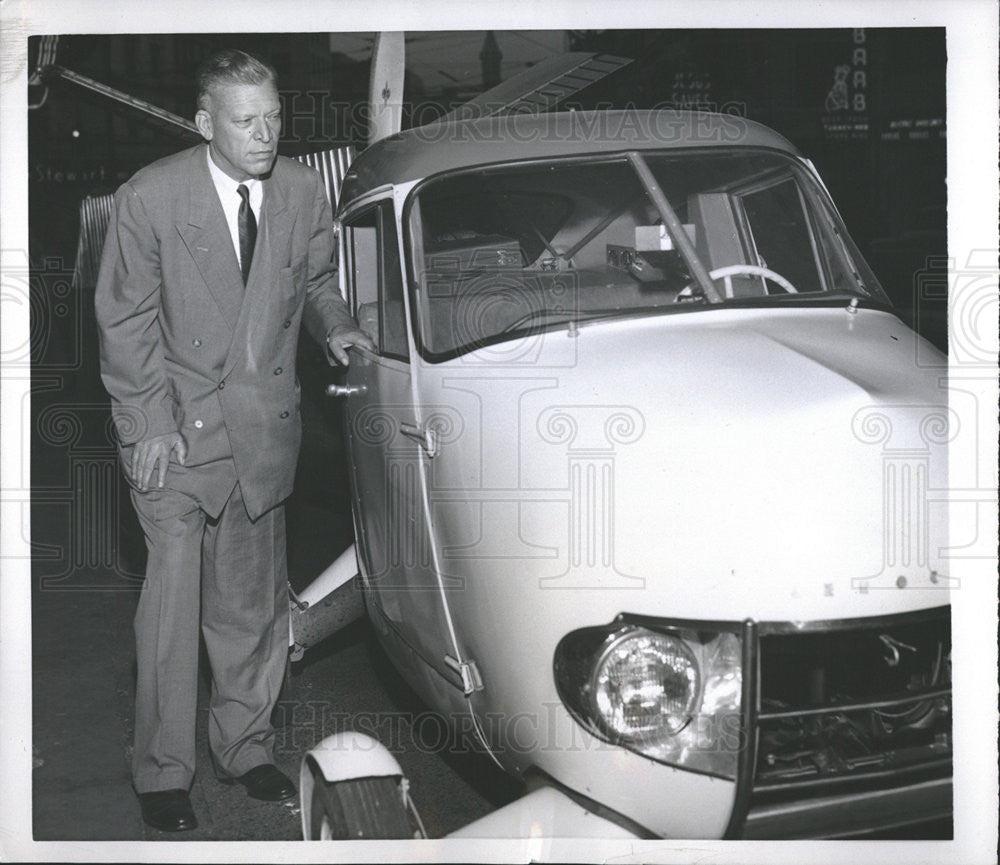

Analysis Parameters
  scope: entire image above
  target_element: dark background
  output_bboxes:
[28,29,948,354]
[27,29,949,840]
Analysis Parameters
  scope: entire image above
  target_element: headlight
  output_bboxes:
[555,621,744,779]
[593,631,699,739]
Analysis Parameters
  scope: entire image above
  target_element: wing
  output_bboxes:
[438,52,632,122]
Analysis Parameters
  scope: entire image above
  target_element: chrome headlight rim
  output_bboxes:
[553,615,746,781]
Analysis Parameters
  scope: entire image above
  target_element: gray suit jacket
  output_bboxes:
[96,143,356,519]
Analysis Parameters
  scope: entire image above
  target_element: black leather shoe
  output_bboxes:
[225,764,296,801]
[138,789,198,832]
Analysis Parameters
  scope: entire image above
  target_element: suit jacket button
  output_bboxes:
[192,338,202,347]
[279,411,289,419]
[218,381,225,390]
[194,419,204,429]
[283,320,292,328]
[273,367,283,375]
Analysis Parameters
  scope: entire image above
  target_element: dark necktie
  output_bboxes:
[237,183,257,285]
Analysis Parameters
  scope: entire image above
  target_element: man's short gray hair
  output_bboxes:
[196,49,277,111]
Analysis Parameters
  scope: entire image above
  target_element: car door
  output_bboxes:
[337,197,469,691]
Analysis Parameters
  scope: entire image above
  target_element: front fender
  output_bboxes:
[299,730,405,839]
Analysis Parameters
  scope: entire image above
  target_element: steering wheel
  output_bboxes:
[677,264,799,301]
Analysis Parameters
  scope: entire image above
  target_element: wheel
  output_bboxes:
[309,775,414,840]
[706,264,798,295]
[677,263,799,301]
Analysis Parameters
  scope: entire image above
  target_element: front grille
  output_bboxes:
[741,605,952,837]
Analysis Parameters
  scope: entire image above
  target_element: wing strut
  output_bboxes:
[30,35,199,139]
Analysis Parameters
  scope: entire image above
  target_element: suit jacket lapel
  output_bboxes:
[221,169,296,379]
[175,145,245,331]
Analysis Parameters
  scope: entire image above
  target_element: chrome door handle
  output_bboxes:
[400,422,439,458]
[326,383,368,397]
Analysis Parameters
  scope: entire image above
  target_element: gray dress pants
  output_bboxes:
[128,482,288,793]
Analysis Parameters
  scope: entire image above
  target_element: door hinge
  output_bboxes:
[444,655,484,696]
[399,421,438,458]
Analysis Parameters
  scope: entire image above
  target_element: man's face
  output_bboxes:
[195,80,281,181]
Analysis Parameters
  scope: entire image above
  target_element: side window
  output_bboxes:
[377,205,408,361]
[343,202,409,361]
[345,213,378,310]
[737,178,823,293]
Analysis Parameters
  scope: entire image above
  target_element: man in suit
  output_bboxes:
[95,48,374,832]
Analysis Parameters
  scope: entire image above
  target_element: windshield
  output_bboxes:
[408,149,887,359]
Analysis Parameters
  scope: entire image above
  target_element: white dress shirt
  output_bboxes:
[206,148,263,269]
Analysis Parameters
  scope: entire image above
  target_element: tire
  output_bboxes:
[309,775,413,840]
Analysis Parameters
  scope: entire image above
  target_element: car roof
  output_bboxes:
[339,109,802,206]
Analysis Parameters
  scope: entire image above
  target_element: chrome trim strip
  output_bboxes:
[723,619,758,838]
[757,604,949,636]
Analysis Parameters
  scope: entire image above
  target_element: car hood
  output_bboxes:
[425,305,952,622]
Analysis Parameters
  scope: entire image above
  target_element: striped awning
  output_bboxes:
[294,145,356,206]
[72,193,114,291]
